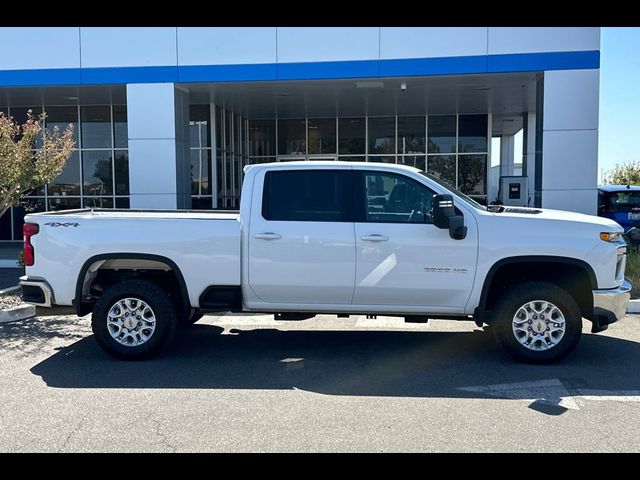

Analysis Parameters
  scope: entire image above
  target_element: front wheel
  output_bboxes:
[490,281,582,364]
[91,279,178,360]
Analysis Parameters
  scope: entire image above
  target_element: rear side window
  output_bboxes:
[262,170,353,222]
[602,191,640,213]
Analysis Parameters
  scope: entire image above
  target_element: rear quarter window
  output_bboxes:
[262,170,353,222]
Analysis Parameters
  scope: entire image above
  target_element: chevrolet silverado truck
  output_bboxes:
[20,162,631,363]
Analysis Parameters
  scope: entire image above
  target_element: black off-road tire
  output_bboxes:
[91,279,178,360]
[490,281,582,364]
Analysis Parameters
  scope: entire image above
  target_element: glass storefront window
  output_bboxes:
[249,120,276,156]
[48,150,81,196]
[215,106,223,150]
[458,154,487,195]
[428,115,456,154]
[458,114,488,153]
[190,149,212,196]
[45,106,79,145]
[10,106,43,125]
[192,197,212,209]
[81,106,112,149]
[113,105,128,149]
[427,155,456,188]
[399,155,426,171]
[48,197,81,211]
[398,116,425,154]
[82,150,113,196]
[368,117,396,155]
[114,150,129,196]
[225,111,232,151]
[308,118,336,155]
[368,156,396,164]
[235,115,242,153]
[2,101,129,241]
[338,118,365,155]
[189,105,210,148]
[115,198,130,209]
[278,118,306,155]
[83,197,114,209]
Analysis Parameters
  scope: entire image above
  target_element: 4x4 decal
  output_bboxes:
[44,222,80,228]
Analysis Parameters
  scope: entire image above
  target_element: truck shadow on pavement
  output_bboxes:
[29,323,640,413]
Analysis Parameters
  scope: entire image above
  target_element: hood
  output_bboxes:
[492,207,623,231]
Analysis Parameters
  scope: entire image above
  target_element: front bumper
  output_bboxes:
[19,276,54,307]
[591,280,632,333]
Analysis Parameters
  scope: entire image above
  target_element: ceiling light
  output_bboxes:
[355,81,384,89]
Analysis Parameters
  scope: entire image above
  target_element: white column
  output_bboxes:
[541,69,599,214]
[525,112,536,206]
[500,135,515,177]
[127,83,191,209]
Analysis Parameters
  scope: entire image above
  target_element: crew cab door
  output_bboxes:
[247,168,356,304]
[352,170,478,310]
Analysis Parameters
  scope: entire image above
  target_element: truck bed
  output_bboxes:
[24,208,242,307]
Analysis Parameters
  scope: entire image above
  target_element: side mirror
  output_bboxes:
[432,194,467,240]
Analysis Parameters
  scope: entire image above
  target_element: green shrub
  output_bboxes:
[625,245,640,299]
[17,250,24,268]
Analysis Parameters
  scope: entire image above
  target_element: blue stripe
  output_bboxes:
[380,55,488,77]
[0,51,600,87]
[488,50,600,73]
[81,66,177,84]
[0,68,81,86]
[277,59,380,80]
[179,63,277,82]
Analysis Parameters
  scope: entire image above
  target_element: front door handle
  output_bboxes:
[361,234,389,242]
[254,232,282,240]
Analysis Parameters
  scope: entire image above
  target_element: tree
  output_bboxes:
[606,161,640,186]
[0,110,75,218]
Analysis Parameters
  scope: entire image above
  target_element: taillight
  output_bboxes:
[23,223,39,266]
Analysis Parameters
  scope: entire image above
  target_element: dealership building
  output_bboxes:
[0,27,600,241]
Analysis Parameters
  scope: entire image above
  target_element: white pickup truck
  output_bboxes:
[20,161,631,363]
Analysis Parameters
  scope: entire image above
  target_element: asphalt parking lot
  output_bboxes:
[1,311,640,452]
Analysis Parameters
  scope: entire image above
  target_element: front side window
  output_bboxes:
[262,170,352,222]
[359,171,435,223]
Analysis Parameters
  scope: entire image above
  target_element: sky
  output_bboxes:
[599,27,640,180]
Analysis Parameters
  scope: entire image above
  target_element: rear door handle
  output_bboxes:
[361,234,389,242]
[254,232,282,240]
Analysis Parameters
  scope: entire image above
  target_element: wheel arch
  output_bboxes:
[74,253,190,317]
[475,255,597,322]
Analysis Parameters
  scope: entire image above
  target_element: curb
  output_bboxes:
[627,299,640,314]
[0,304,36,324]
[0,285,20,296]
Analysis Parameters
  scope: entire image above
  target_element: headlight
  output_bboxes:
[600,232,622,243]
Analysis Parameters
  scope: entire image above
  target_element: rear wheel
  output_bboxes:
[491,281,582,364]
[91,279,178,360]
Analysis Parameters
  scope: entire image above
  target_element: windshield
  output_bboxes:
[418,171,486,211]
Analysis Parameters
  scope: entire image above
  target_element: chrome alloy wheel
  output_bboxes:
[512,300,566,351]
[107,297,156,347]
